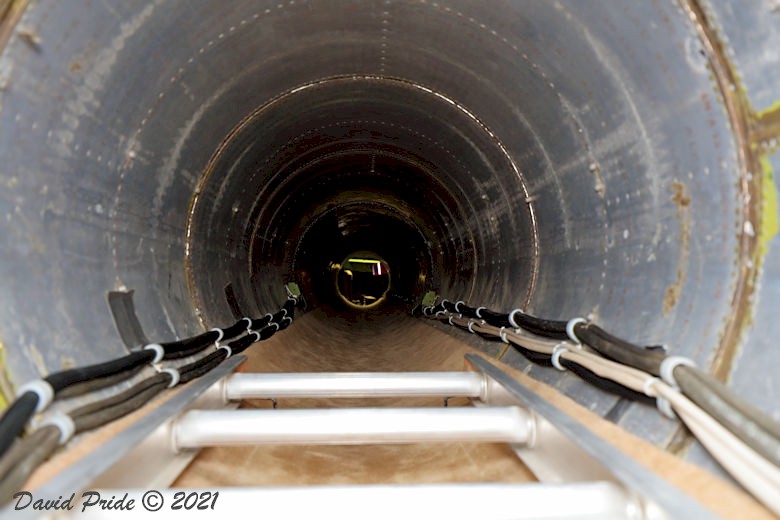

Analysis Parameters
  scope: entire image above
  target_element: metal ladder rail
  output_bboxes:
[18,355,717,519]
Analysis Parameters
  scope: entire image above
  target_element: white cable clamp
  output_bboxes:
[279,308,288,318]
[448,315,455,326]
[656,395,675,419]
[282,316,292,327]
[660,356,697,389]
[143,344,164,365]
[209,327,224,344]
[39,413,76,445]
[252,331,261,342]
[642,377,676,420]
[455,301,465,313]
[566,317,587,344]
[475,307,486,318]
[242,317,253,332]
[435,310,446,317]
[641,377,659,398]
[270,322,280,332]
[551,344,569,371]
[161,368,180,388]
[508,309,524,328]
[218,344,232,359]
[499,327,509,344]
[16,379,55,413]
[467,321,477,334]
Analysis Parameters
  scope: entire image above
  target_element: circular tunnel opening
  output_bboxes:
[185,75,536,322]
[335,252,391,309]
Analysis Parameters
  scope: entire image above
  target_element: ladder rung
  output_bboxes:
[223,371,485,400]
[173,406,531,448]
[78,483,638,520]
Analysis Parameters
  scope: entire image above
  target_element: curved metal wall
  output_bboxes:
[0,0,778,472]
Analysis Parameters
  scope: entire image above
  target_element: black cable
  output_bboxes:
[0,424,59,481]
[439,301,569,339]
[0,392,38,460]
[44,350,155,394]
[55,364,147,400]
[178,349,227,382]
[508,342,563,366]
[178,352,227,385]
[0,425,60,506]
[493,331,653,405]
[69,372,170,420]
[71,321,280,431]
[435,299,664,371]
[271,309,288,324]
[434,297,780,464]
[159,329,222,359]
[162,305,294,360]
[162,342,219,361]
[71,374,171,432]
[220,318,252,340]
[229,332,267,356]
[509,313,568,339]
[249,314,273,332]
[565,318,780,459]
[574,323,664,376]
[160,317,249,360]
[0,299,297,490]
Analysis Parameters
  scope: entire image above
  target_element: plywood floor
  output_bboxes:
[174,308,536,486]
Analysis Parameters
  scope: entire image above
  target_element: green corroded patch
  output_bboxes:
[421,291,437,307]
[759,155,779,258]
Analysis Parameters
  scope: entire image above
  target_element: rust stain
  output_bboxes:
[0,0,31,52]
[16,25,40,49]
[680,0,762,383]
[669,0,780,457]
[663,182,691,315]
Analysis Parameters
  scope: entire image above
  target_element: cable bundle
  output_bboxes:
[0,296,299,503]
[423,298,780,515]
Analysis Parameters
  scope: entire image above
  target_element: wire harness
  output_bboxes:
[0,294,300,503]
[422,298,780,515]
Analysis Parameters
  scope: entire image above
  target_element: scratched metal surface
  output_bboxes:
[0,0,776,475]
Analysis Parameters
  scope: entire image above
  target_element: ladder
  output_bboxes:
[21,354,714,519]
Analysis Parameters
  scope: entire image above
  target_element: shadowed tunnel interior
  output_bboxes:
[1,0,779,475]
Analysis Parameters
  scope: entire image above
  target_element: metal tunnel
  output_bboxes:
[0,0,779,479]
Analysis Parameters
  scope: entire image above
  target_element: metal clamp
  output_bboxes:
[642,377,675,419]
[159,368,180,388]
[566,318,587,344]
[39,413,76,445]
[16,379,55,413]
[551,344,569,371]
[143,344,164,364]
[660,356,697,388]
[508,309,524,328]
[242,317,253,333]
